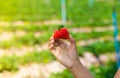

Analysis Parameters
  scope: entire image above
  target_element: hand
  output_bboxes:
[48,36,94,78]
[48,36,79,69]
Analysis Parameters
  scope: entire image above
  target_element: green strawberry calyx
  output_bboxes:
[58,25,64,30]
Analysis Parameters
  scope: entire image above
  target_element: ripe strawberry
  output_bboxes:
[60,28,69,39]
[53,27,69,40]
[53,30,61,40]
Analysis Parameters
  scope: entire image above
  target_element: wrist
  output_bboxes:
[70,60,82,72]
[66,59,81,70]
[69,60,94,78]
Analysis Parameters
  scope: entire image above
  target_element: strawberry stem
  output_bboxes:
[58,25,64,30]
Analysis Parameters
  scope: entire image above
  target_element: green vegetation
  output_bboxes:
[0,31,52,48]
[0,0,120,26]
[90,62,117,78]
[0,25,58,32]
[0,50,54,72]
[49,70,73,78]
[78,40,115,56]
[0,27,117,48]
[15,31,52,45]
[71,30,113,41]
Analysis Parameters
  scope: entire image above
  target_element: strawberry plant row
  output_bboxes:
[0,0,120,26]
[0,50,54,72]
[0,30,117,48]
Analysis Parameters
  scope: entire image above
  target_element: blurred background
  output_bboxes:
[0,0,119,78]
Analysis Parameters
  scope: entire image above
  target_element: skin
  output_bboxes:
[114,68,120,78]
[48,36,94,78]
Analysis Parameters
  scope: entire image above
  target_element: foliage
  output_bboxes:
[90,62,117,78]
[0,0,120,26]
[81,40,115,56]
[49,70,74,78]
[0,50,55,72]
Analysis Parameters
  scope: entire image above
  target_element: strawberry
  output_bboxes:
[53,30,62,40]
[60,28,69,39]
[53,27,69,40]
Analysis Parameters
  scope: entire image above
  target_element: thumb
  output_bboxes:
[69,36,76,49]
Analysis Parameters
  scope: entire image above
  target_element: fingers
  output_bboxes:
[49,36,62,45]
[49,44,55,50]
[49,39,54,45]
[55,39,63,45]
[48,36,55,50]
[58,43,67,50]
[69,36,76,49]
[48,36,63,49]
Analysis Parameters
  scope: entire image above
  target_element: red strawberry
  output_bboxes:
[60,28,69,39]
[53,30,61,40]
[53,27,69,40]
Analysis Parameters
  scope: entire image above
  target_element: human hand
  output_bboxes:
[48,36,94,78]
[48,36,79,69]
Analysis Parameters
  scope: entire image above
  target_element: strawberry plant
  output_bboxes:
[0,50,55,72]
